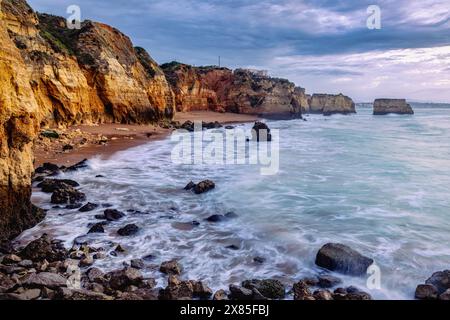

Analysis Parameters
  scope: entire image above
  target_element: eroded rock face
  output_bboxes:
[1,1,175,127]
[308,94,356,115]
[0,4,44,240]
[373,99,414,115]
[162,63,307,119]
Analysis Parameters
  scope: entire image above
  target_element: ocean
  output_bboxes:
[21,105,450,300]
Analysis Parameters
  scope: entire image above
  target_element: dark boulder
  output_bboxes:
[425,270,450,295]
[229,284,253,300]
[194,180,215,194]
[160,260,182,275]
[159,275,194,300]
[79,203,99,212]
[107,267,143,290]
[37,179,79,193]
[88,223,105,234]
[315,243,373,276]
[35,162,60,175]
[51,186,86,205]
[117,224,140,236]
[102,209,125,221]
[19,234,67,262]
[317,274,342,288]
[64,159,89,172]
[293,281,314,300]
[184,181,196,190]
[180,121,195,132]
[415,284,438,300]
[206,215,226,223]
[252,122,272,142]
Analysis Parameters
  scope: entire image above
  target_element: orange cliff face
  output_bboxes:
[1,0,175,127]
[0,2,44,240]
[161,62,308,119]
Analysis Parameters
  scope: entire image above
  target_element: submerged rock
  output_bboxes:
[315,243,374,276]
[160,260,182,275]
[88,223,105,234]
[206,215,226,223]
[64,159,89,172]
[100,209,125,221]
[79,203,99,212]
[317,274,342,288]
[194,180,215,194]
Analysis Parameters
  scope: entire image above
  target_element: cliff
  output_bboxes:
[1,1,175,127]
[162,63,308,119]
[307,94,356,116]
[373,99,414,115]
[0,2,44,240]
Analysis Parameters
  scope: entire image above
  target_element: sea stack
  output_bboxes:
[373,99,414,115]
[307,93,356,116]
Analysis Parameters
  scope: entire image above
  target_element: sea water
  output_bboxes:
[20,106,450,300]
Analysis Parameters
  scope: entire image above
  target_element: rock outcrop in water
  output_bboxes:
[307,94,356,116]
[373,99,414,115]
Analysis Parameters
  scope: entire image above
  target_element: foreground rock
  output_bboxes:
[51,186,86,205]
[373,99,414,115]
[252,122,272,142]
[37,179,80,193]
[242,279,285,299]
[315,243,374,276]
[185,180,216,194]
[415,270,450,300]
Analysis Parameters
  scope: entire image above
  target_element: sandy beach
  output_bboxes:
[33,112,260,168]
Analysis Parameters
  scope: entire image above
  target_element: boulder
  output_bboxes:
[117,224,140,236]
[242,279,285,299]
[293,281,314,300]
[415,284,438,300]
[315,243,373,276]
[213,289,229,300]
[51,186,86,205]
[252,122,272,142]
[160,260,182,275]
[102,209,125,221]
[425,270,450,295]
[64,159,89,172]
[229,284,253,300]
[37,179,80,193]
[107,267,143,290]
[23,272,67,289]
[440,289,450,300]
[79,203,99,212]
[190,280,213,299]
[206,215,226,223]
[88,223,105,234]
[35,163,60,175]
[373,99,414,115]
[313,289,334,300]
[160,275,194,300]
[193,180,215,194]
[317,274,342,288]
[308,93,356,116]
[19,234,68,262]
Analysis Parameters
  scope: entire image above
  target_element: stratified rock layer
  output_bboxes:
[307,94,356,116]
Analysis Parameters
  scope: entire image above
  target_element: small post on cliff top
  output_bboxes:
[218,56,221,68]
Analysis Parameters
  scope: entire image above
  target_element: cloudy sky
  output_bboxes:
[28,0,450,102]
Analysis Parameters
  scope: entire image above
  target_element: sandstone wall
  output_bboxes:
[373,99,414,115]
[308,93,356,116]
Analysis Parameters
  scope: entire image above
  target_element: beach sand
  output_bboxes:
[34,112,259,168]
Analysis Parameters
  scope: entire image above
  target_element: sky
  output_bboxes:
[27,0,450,102]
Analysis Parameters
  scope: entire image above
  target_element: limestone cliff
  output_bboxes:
[0,3,44,240]
[1,1,175,126]
[162,63,308,119]
[307,94,356,116]
[373,99,414,115]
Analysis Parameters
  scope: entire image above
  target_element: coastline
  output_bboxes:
[33,112,260,168]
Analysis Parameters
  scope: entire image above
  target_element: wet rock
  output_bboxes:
[37,179,80,193]
[86,268,105,283]
[229,284,253,300]
[142,254,156,262]
[345,290,372,300]
[115,245,126,253]
[79,203,99,212]
[225,212,238,219]
[35,162,60,175]
[206,215,226,223]
[95,175,105,178]
[315,243,374,276]
[184,181,196,190]
[18,260,33,268]
[252,122,272,142]
[51,186,86,205]
[41,130,60,139]
[242,279,285,299]
[415,284,438,300]
[64,159,89,172]
[65,203,83,209]
[194,180,215,194]
[440,289,450,300]
[213,289,229,300]
[102,209,125,221]
[107,267,143,291]
[88,223,105,234]
[160,260,182,275]
[225,125,235,130]
[130,259,145,270]
[79,255,94,267]
[302,277,319,287]
[2,254,22,265]
[2,289,41,300]
[19,234,68,262]
[425,270,450,295]
[0,274,17,293]
[23,272,67,289]
[253,257,266,264]
[202,121,222,130]
[117,224,140,236]
[293,281,314,300]
[180,121,195,132]
[313,289,334,300]
[160,275,194,300]
[57,288,112,300]
[190,281,213,299]
[226,245,240,251]
[317,275,342,288]
[63,144,73,151]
